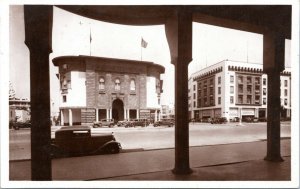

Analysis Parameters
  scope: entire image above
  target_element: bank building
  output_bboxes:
[53,55,165,126]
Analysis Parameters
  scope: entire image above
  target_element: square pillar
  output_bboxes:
[69,109,73,126]
[137,109,139,119]
[263,31,285,162]
[165,8,193,174]
[106,109,109,120]
[24,5,53,180]
[60,109,64,126]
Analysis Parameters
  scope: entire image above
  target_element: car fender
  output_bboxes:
[95,141,121,153]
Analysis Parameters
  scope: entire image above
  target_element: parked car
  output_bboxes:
[117,119,130,127]
[48,126,121,158]
[10,120,31,130]
[229,117,240,122]
[210,117,227,124]
[93,119,115,128]
[128,119,150,127]
[153,119,174,127]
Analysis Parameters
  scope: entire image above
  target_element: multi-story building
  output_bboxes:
[160,104,175,119]
[53,55,165,126]
[189,60,291,121]
[9,98,31,122]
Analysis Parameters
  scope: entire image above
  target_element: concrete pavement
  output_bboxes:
[9,139,291,181]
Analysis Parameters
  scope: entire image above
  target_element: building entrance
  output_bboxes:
[112,99,124,122]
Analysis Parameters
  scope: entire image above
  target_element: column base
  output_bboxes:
[172,167,193,175]
[264,155,284,162]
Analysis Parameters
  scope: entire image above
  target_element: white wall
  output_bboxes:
[146,77,160,108]
[61,71,86,107]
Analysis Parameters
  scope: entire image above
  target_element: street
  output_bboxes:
[9,122,291,160]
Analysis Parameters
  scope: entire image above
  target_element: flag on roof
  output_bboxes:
[141,38,148,48]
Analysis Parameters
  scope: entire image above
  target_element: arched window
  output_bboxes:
[130,79,135,91]
[99,77,105,90]
[115,78,121,91]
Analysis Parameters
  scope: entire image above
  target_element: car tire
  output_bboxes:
[106,144,120,154]
[13,126,20,130]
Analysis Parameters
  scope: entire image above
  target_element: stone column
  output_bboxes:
[127,109,130,119]
[263,31,285,162]
[69,109,73,126]
[154,110,158,122]
[95,108,98,122]
[137,109,139,119]
[106,109,109,119]
[24,5,53,180]
[109,109,112,120]
[165,8,193,174]
[124,108,127,119]
[60,109,64,126]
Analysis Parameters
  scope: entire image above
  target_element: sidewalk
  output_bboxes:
[9,139,291,181]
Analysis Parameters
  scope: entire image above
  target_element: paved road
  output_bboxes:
[9,122,291,160]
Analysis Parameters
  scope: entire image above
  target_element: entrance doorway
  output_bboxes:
[112,99,124,122]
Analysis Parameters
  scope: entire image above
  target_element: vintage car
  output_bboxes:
[126,119,150,127]
[117,119,130,127]
[48,126,121,158]
[10,120,31,130]
[210,117,228,124]
[93,119,115,128]
[153,119,174,127]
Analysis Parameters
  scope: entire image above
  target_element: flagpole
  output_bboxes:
[141,37,142,61]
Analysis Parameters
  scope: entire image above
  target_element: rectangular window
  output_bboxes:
[230,96,234,104]
[247,95,252,104]
[263,98,266,105]
[238,95,243,104]
[63,95,67,103]
[230,86,234,94]
[193,85,196,91]
[255,77,260,84]
[247,85,252,94]
[218,87,221,94]
[263,78,267,85]
[194,101,196,107]
[238,76,243,83]
[218,97,221,104]
[218,77,221,84]
[230,75,234,83]
[263,88,267,95]
[284,89,288,96]
[247,77,252,84]
[284,99,288,106]
[284,80,288,87]
[238,84,243,93]
[210,97,214,105]
[193,93,196,99]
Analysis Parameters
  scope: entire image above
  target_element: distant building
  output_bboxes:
[9,98,31,122]
[160,104,175,119]
[53,55,165,126]
[188,60,291,121]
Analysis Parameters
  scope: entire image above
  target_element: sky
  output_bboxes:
[9,6,291,113]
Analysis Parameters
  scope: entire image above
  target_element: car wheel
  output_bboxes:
[106,144,120,154]
[13,126,20,130]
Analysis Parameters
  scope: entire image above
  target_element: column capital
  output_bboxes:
[263,31,285,73]
[24,5,53,54]
[165,8,193,66]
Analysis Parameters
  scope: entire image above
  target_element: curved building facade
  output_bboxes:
[53,56,165,126]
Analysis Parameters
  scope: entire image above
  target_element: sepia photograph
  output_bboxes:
[1,0,299,188]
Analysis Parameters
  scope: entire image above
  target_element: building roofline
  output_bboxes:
[52,55,165,73]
